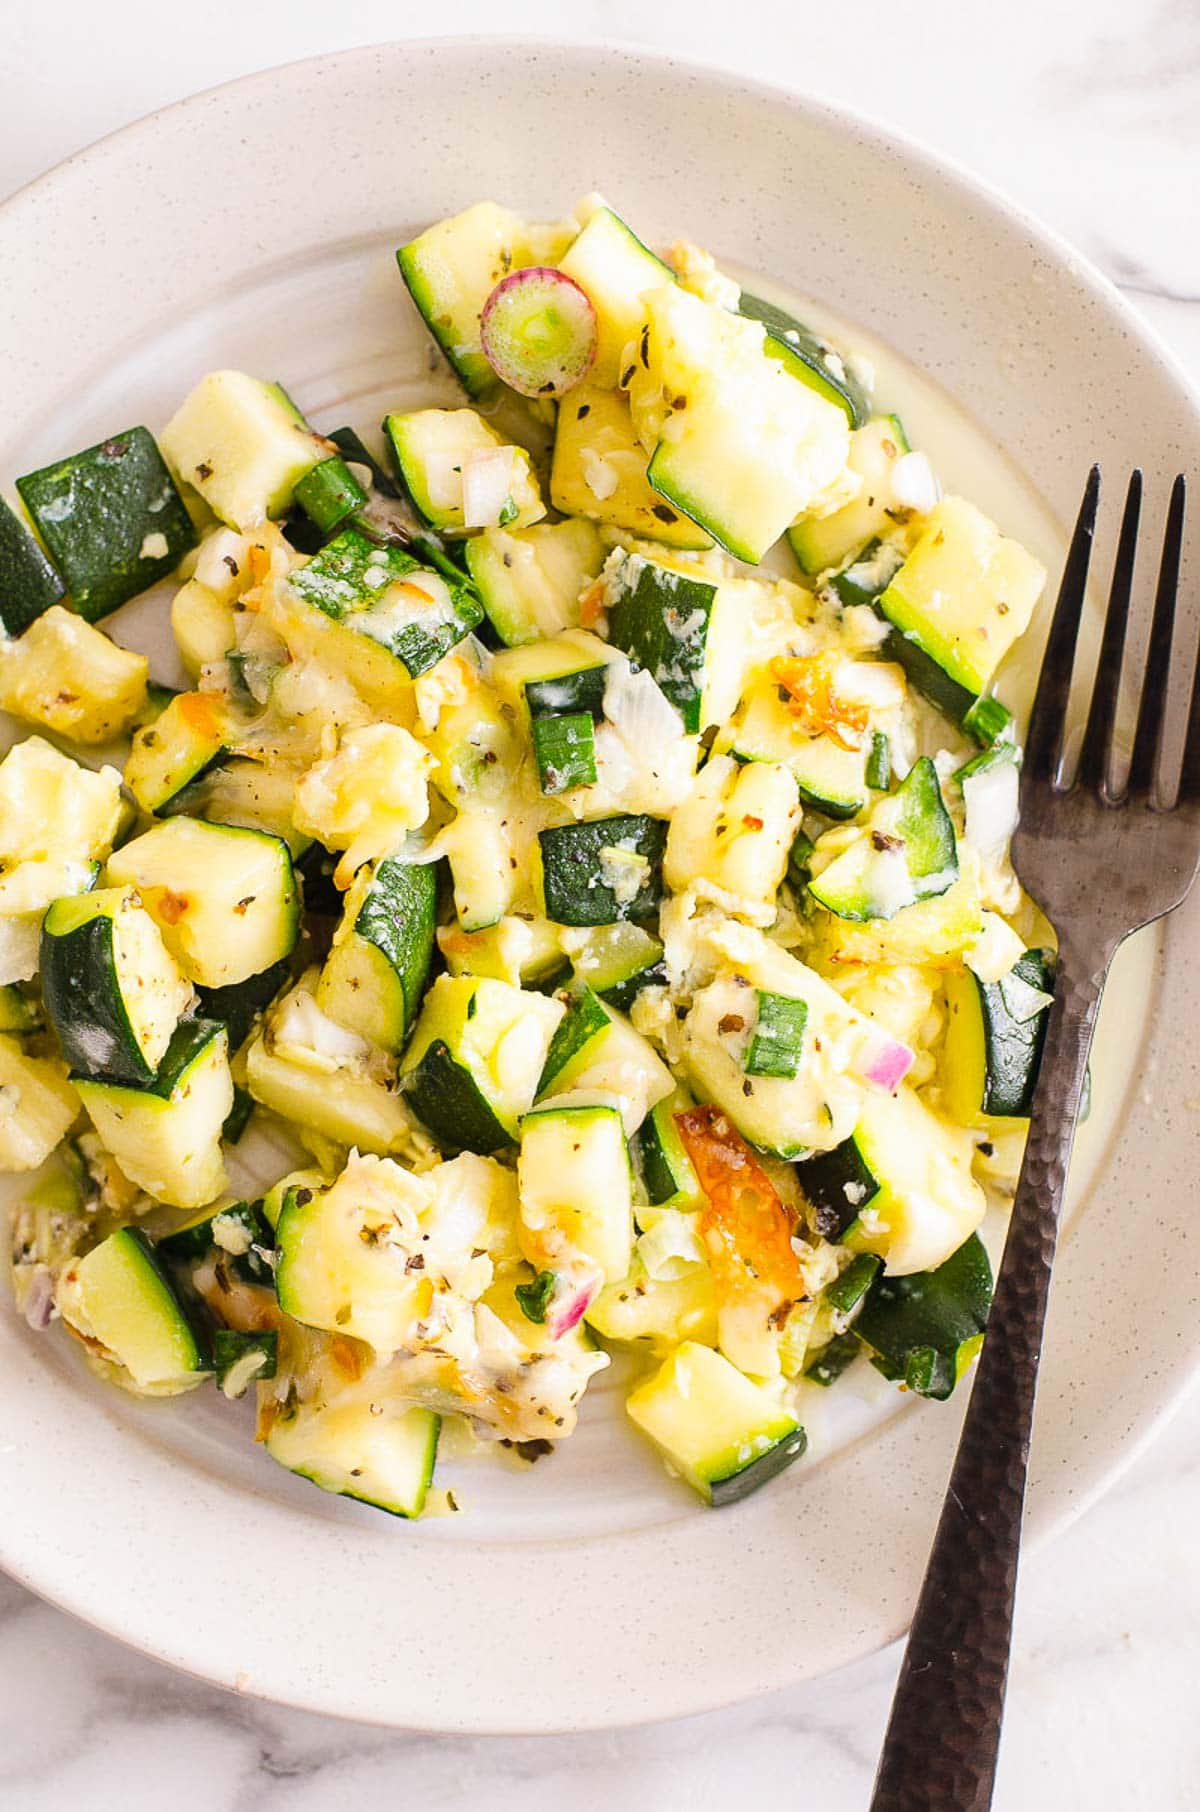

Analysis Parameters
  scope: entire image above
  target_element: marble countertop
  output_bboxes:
[2,3,1198,1805]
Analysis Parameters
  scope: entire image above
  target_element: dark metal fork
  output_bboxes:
[869,468,1196,1812]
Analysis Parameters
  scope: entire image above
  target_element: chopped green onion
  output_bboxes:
[745,991,809,1079]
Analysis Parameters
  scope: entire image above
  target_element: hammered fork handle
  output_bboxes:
[868,940,1104,1812]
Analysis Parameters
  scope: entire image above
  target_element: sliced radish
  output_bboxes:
[480,267,597,398]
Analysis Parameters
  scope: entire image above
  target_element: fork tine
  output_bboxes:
[1128,473,1186,802]
[1024,465,1100,786]
[1077,470,1141,796]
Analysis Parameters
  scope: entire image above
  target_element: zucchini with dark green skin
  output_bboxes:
[626,1340,807,1506]
[293,456,368,534]
[805,1331,861,1387]
[739,293,869,428]
[41,887,191,1085]
[631,1087,703,1210]
[854,1232,993,1400]
[73,1018,232,1210]
[604,553,718,732]
[267,1398,440,1519]
[288,526,483,679]
[830,540,1014,748]
[212,1329,278,1396]
[16,427,196,622]
[538,815,667,926]
[157,1198,275,1285]
[808,757,957,921]
[196,958,292,1053]
[0,495,66,634]
[122,692,237,816]
[942,948,1054,1122]
[57,1227,209,1391]
[316,857,437,1051]
[401,974,562,1154]
[569,921,665,1012]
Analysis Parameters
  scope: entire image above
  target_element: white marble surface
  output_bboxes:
[2,2,1199,1804]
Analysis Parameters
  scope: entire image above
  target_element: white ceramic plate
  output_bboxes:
[2,39,1199,1733]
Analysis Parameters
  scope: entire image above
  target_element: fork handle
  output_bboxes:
[868,951,1104,1812]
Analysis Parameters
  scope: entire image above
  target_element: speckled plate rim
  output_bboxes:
[1,36,1199,1733]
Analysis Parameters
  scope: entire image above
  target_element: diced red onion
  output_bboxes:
[21,1265,54,1332]
[546,1275,600,1340]
[857,1035,915,1092]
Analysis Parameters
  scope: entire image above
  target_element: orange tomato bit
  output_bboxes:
[770,652,869,751]
[675,1105,808,1318]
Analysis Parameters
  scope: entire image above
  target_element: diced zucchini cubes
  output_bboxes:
[287,526,483,681]
[397,200,535,397]
[853,1231,993,1399]
[795,1084,986,1275]
[0,493,66,634]
[40,886,193,1085]
[275,1156,433,1353]
[604,549,718,732]
[244,976,414,1158]
[267,1395,439,1519]
[942,947,1053,1124]
[557,204,674,388]
[122,690,235,814]
[626,286,850,563]
[537,982,673,1134]
[401,973,565,1154]
[315,856,437,1051]
[626,1341,806,1506]
[57,1227,208,1392]
[73,1018,232,1209]
[787,414,910,575]
[16,426,196,622]
[808,756,958,922]
[106,817,299,988]
[723,682,868,821]
[464,518,604,646]
[384,409,544,534]
[160,370,326,531]
[550,385,712,549]
[0,1037,79,1171]
[518,1102,634,1284]
[878,497,1045,697]
[538,814,667,927]
[0,606,148,744]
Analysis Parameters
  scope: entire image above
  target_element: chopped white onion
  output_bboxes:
[962,760,1020,867]
[461,447,517,529]
[581,447,619,501]
[637,1210,707,1281]
[891,450,940,515]
[602,660,685,755]
[998,968,1055,1024]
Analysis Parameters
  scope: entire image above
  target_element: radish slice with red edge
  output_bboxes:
[480,267,597,398]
